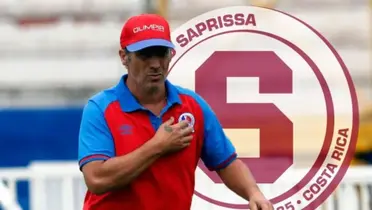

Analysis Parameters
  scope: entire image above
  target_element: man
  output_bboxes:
[78,13,273,210]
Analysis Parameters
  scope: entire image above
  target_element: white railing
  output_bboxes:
[0,179,22,210]
[0,162,371,210]
[0,162,372,210]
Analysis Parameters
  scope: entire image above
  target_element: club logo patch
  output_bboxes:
[178,112,195,131]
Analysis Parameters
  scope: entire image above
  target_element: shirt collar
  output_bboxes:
[115,74,181,113]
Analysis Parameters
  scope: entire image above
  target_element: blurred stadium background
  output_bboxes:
[0,0,371,209]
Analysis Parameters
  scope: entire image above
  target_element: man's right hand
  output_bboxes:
[152,117,194,154]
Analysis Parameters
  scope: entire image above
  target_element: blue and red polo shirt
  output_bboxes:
[78,74,237,210]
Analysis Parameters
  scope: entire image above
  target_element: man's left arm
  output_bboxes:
[217,158,261,200]
[194,94,271,208]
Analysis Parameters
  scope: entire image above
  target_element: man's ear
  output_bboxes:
[119,49,128,66]
[171,49,176,58]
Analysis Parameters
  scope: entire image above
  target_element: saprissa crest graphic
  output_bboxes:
[167,6,359,210]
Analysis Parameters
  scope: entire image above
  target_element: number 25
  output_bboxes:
[277,202,295,210]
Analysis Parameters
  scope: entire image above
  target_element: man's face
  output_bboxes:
[120,46,172,93]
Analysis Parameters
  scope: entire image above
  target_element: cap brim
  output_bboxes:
[126,39,175,52]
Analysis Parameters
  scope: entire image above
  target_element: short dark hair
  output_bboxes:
[124,48,130,54]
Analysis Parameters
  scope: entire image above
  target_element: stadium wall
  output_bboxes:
[0,107,84,210]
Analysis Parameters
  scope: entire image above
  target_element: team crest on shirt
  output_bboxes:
[178,112,195,132]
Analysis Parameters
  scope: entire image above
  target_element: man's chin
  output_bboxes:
[145,82,164,94]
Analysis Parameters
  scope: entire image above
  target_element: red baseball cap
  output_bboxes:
[120,14,175,52]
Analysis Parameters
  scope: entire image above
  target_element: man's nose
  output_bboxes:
[148,57,162,69]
